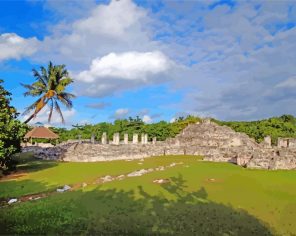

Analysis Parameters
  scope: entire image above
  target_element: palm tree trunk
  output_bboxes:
[24,113,37,124]
[24,99,48,124]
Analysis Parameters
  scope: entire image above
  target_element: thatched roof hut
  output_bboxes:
[24,126,59,140]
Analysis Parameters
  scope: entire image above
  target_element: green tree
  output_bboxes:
[22,62,75,124]
[0,80,27,172]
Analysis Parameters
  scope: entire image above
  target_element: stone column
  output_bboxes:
[141,134,145,144]
[152,137,157,144]
[263,136,271,148]
[91,133,95,144]
[133,133,138,144]
[101,132,107,145]
[113,133,120,145]
[144,134,148,144]
[78,134,82,144]
[124,133,129,144]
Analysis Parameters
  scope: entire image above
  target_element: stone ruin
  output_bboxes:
[22,119,296,170]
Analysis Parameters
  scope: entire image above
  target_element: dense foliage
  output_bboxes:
[0,80,27,172]
[215,114,296,144]
[51,116,201,143]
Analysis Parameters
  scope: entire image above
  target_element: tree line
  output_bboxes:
[50,116,201,143]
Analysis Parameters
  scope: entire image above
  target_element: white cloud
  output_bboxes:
[0,33,39,61]
[275,76,296,88]
[36,0,156,68]
[23,107,76,126]
[170,117,176,123]
[73,0,145,37]
[112,108,130,119]
[76,51,171,82]
[142,115,152,123]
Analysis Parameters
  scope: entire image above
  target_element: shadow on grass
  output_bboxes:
[0,179,50,199]
[0,175,273,235]
[11,152,58,174]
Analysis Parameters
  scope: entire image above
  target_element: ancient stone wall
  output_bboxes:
[22,120,296,170]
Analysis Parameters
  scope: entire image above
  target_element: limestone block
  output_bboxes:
[278,138,288,148]
[124,133,129,144]
[288,139,296,148]
[141,134,145,144]
[262,136,271,147]
[101,132,107,144]
[113,133,120,145]
[133,134,138,144]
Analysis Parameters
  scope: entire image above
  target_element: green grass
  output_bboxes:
[0,154,295,235]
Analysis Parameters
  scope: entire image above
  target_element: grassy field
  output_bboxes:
[0,154,295,235]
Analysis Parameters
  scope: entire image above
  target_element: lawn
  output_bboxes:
[0,154,295,235]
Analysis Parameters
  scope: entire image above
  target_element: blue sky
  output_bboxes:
[0,0,295,126]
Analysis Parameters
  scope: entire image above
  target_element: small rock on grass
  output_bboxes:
[8,198,18,204]
[100,175,113,183]
[57,185,71,192]
[153,179,170,184]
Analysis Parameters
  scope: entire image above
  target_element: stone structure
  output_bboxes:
[101,132,107,144]
[113,133,120,145]
[278,138,288,148]
[278,138,296,148]
[261,136,272,148]
[91,134,95,144]
[23,120,296,170]
[152,137,157,144]
[141,134,145,144]
[133,134,138,144]
[124,133,129,144]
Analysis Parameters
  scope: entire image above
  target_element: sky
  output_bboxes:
[0,0,295,126]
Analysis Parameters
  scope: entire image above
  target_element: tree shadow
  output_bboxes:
[0,175,274,235]
[0,179,51,199]
[6,152,58,175]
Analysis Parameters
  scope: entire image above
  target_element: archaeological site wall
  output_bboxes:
[22,119,296,170]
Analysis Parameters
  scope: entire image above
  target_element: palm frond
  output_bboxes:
[40,66,49,84]
[57,94,73,109]
[56,78,74,93]
[54,100,64,123]
[32,68,47,86]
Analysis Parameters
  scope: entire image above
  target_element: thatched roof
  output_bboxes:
[24,126,59,139]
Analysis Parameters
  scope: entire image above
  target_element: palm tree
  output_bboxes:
[22,62,75,124]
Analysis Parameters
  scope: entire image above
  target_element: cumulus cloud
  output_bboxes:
[111,108,130,119]
[73,0,145,37]
[74,51,172,96]
[0,33,39,61]
[77,51,171,82]
[36,0,156,68]
[142,115,152,123]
